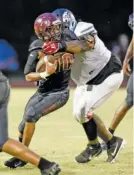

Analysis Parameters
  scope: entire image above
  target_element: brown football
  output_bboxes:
[36,55,56,73]
[36,52,74,73]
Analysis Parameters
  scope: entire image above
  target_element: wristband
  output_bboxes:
[40,71,49,79]
[59,41,67,52]
[43,55,48,62]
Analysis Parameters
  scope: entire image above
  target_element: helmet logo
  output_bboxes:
[44,20,51,26]
[63,12,70,22]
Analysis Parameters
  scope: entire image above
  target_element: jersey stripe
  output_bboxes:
[80,23,97,36]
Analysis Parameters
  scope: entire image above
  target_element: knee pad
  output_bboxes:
[19,109,41,134]
[24,106,41,123]
[125,93,133,108]
[73,107,88,124]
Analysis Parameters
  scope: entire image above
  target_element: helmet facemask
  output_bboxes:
[46,22,62,41]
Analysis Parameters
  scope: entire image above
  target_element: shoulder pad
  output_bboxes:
[28,39,44,52]
[74,22,97,38]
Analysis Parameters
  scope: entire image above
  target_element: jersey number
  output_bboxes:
[55,53,74,71]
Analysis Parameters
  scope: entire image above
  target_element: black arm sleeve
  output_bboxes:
[28,39,44,52]
[24,50,39,75]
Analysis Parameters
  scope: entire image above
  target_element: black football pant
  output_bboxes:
[0,81,10,148]
[19,88,69,134]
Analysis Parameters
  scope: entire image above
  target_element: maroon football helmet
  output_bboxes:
[34,13,61,41]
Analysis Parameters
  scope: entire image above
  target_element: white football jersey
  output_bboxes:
[71,22,111,85]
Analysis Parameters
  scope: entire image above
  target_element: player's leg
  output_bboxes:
[109,72,133,134]
[18,92,40,144]
[73,85,102,163]
[74,71,124,163]
[2,139,61,174]
[5,91,45,168]
[0,81,61,175]
[21,88,69,147]
[5,88,69,168]
[5,91,41,168]
[0,81,10,149]
[88,71,125,163]
[73,85,120,163]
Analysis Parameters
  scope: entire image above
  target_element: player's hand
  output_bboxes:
[61,53,74,70]
[123,61,131,76]
[42,41,60,55]
[81,35,95,49]
[45,60,57,75]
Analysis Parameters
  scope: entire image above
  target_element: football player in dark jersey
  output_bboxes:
[5,13,75,170]
[0,71,61,175]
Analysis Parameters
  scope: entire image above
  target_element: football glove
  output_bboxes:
[42,41,67,55]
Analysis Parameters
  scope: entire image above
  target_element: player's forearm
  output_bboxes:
[65,40,93,53]
[25,72,41,82]
[124,38,133,63]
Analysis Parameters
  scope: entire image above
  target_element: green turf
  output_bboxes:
[0,88,133,175]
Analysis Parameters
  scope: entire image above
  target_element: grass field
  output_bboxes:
[0,88,133,175]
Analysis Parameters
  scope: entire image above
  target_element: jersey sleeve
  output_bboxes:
[24,50,39,75]
[74,22,97,39]
[28,39,44,52]
[24,39,44,75]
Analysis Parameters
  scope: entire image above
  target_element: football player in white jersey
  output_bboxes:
[42,9,125,163]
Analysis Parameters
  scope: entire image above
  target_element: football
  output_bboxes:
[36,52,74,73]
[36,54,56,73]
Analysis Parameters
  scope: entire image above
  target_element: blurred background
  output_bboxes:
[0,0,133,87]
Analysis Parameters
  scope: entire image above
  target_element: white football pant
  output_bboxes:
[73,71,123,124]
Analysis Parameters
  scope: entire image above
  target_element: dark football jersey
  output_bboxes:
[38,70,71,93]
[38,30,77,93]
[24,30,76,93]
